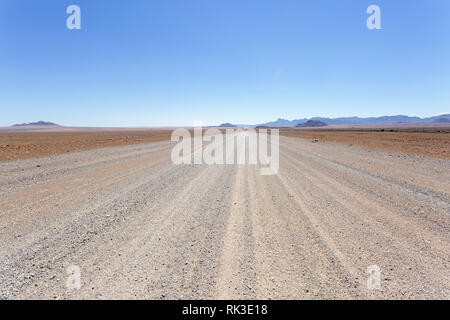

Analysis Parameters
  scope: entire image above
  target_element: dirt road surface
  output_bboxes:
[0,136,449,299]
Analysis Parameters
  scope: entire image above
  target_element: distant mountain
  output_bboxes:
[433,118,450,123]
[257,114,450,127]
[218,123,237,127]
[295,120,328,128]
[259,118,302,127]
[12,121,59,127]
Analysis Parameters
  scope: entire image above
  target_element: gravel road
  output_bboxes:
[0,136,449,299]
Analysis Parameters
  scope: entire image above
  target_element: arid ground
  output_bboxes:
[0,127,449,162]
[0,128,449,299]
[280,128,450,160]
[0,130,173,161]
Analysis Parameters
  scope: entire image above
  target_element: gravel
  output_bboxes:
[0,136,448,299]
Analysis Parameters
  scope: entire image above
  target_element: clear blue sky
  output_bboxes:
[1,0,449,127]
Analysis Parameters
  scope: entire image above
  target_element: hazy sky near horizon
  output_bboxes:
[1,0,449,127]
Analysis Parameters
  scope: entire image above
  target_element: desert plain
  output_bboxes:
[0,125,449,299]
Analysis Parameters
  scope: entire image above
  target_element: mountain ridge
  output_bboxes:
[257,114,450,127]
[12,121,60,127]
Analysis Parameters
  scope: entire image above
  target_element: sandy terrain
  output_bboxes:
[0,130,172,161]
[0,135,448,299]
[1,127,449,162]
[280,128,450,159]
